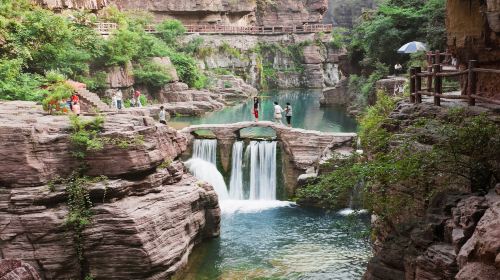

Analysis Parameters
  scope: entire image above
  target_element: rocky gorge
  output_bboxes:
[0,101,221,279]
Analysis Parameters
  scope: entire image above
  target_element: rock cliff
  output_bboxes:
[363,102,500,280]
[447,0,500,101]
[323,0,376,28]
[0,101,221,279]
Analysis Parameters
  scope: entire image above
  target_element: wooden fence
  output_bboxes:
[410,60,500,106]
[94,22,333,35]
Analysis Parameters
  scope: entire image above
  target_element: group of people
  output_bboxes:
[252,97,293,127]
[111,89,142,110]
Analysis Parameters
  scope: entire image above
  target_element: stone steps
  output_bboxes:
[76,89,112,112]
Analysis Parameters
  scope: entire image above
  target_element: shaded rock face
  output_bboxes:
[257,0,328,26]
[34,0,108,10]
[0,260,41,280]
[111,0,256,24]
[0,101,221,279]
[446,0,500,101]
[323,0,376,28]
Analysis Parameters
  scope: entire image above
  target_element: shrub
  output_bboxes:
[134,60,171,90]
[69,115,105,159]
[156,19,186,45]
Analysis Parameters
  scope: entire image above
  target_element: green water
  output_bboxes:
[170,89,358,133]
[178,206,371,280]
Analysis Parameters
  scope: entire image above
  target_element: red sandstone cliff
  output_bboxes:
[447,0,500,101]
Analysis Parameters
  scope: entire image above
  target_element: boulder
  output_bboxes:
[152,57,179,82]
[0,260,41,280]
[106,61,134,88]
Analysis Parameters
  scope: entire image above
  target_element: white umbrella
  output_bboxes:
[397,41,427,54]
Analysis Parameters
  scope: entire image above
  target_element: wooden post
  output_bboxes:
[410,68,416,103]
[434,50,441,65]
[415,67,422,103]
[433,64,442,106]
[427,66,433,94]
[467,60,477,106]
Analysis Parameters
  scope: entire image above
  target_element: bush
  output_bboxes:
[156,19,186,45]
[134,60,171,90]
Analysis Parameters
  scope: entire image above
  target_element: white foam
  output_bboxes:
[337,208,369,216]
[220,200,295,215]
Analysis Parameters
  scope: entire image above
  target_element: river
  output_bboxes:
[175,89,371,280]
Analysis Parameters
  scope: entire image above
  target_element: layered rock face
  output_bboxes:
[323,0,376,28]
[34,0,108,10]
[111,0,256,24]
[447,0,500,101]
[363,102,500,280]
[0,101,221,279]
[191,33,343,89]
[257,0,328,26]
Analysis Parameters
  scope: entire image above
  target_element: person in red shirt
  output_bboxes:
[134,90,142,108]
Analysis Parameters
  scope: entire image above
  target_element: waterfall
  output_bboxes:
[229,141,244,200]
[192,139,217,164]
[185,158,229,200]
[248,141,277,200]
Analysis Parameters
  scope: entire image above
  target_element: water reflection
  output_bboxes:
[170,89,358,133]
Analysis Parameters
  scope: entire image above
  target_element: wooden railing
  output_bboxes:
[94,22,333,35]
[426,50,458,70]
[410,60,500,106]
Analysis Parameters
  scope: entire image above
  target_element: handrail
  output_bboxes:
[94,22,333,35]
[410,60,500,106]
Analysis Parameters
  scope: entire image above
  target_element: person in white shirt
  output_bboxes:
[111,92,117,109]
[159,106,166,124]
[273,101,283,124]
[116,89,123,109]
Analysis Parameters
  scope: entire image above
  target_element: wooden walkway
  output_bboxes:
[95,23,333,36]
[410,59,500,107]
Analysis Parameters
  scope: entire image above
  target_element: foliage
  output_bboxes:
[69,115,105,159]
[134,60,172,90]
[156,19,186,45]
[348,0,446,71]
[297,96,500,226]
[348,63,389,108]
[219,41,242,58]
[330,27,348,49]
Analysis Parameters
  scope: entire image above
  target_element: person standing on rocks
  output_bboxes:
[116,89,123,110]
[273,101,283,124]
[285,102,292,127]
[253,97,260,122]
[159,106,167,125]
[111,91,117,109]
[134,90,142,108]
[71,93,81,116]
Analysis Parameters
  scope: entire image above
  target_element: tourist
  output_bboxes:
[253,97,260,122]
[394,63,403,76]
[273,101,283,124]
[159,106,167,125]
[134,90,142,108]
[111,91,117,109]
[116,89,123,110]
[130,97,135,108]
[285,102,292,127]
[71,94,81,116]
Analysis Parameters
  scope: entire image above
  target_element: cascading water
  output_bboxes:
[185,158,229,200]
[228,141,244,200]
[192,139,217,164]
[248,141,277,200]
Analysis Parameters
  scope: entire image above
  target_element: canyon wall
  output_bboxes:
[447,0,500,101]
[323,0,376,28]
[0,101,221,279]
[363,102,500,280]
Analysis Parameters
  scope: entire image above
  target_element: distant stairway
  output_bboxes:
[76,88,112,112]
